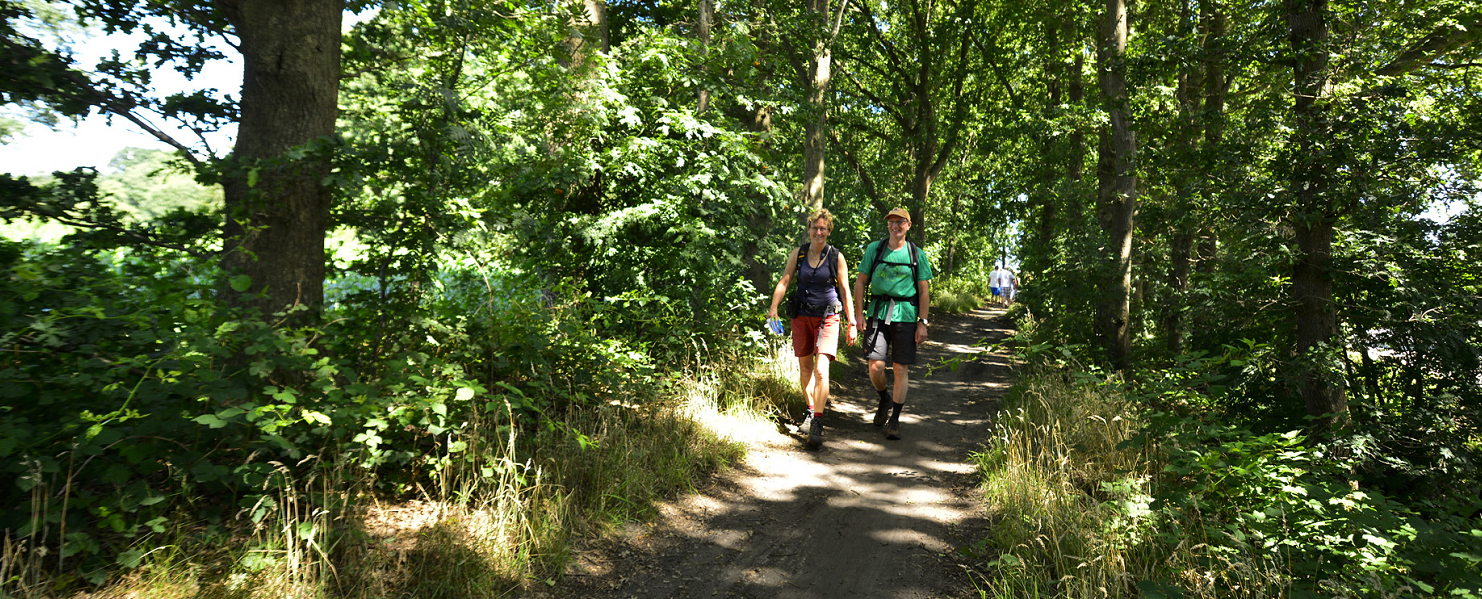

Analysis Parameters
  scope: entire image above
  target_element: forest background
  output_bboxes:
[1,0,1479,597]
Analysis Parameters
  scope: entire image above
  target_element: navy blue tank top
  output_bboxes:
[797,247,840,316]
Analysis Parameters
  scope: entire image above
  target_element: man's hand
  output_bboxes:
[915,322,928,344]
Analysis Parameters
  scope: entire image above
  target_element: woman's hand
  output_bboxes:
[845,322,858,345]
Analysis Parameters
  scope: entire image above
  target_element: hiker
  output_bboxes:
[993,264,1014,307]
[853,207,934,441]
[1003,269,1017,306]
[988,263,1005,306]
[767,208,857,448]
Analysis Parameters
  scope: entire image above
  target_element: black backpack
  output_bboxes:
[862,238,920,317]
[785,243,842,318]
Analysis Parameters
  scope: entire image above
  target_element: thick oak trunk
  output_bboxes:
[219,0,342,315]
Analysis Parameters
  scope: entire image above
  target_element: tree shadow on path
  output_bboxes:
[551,306,1016,599]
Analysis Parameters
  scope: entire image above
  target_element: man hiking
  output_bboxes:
[853,207,934,440]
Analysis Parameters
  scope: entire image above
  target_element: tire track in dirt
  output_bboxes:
[550,305,1015,599]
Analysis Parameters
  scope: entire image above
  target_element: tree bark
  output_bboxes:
[1066,28,1086,233]
[799,0,835,215]
[1095,0,1137,372]
[697,0,714,112]
[218,0,343,315]
[561,0,609,68]
[1289,0,1349,430]
[1033,17,1062,259]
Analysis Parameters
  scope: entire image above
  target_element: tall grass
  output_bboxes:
[934,275,991,314]
[970,365,1161,598]
[1,346,797,599]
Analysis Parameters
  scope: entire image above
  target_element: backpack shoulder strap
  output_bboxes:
[793,242,809,278]
[906,240,919,280]
[866,238,889,280]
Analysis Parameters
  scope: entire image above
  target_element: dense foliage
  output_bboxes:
[2,0,1479,595]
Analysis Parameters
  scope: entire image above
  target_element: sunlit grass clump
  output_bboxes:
[933,275,990,314]
[969,365,1163,598]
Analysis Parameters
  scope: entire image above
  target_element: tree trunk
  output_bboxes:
[219,0,342,315]
[1162,0,1204,357]
[697,0,714,112]
[1194,2,1226,278]
[561,0,609,68]
[1289,0,1348,430]
[799,0,833,215]
[1095,0,1136,372]
[1163,232,1192,355]
[1066,33,1086,232]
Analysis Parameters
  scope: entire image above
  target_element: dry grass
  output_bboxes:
[970,365,1293,599]
[4,347,790,599]
[970,366,1157,599]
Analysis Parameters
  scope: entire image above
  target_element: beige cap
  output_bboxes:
[885,207,911,222]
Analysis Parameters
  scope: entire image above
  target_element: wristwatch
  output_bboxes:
[919,318,930,326]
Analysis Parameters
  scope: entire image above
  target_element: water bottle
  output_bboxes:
[767,318,785,336]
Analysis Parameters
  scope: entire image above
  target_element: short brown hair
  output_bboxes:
[806,208,834,230]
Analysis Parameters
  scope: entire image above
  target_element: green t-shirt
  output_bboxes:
[858,240,934,323]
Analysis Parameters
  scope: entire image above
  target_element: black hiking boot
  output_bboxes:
[808,415,824,447]
[873,395,891,427]
[885,417,901,440]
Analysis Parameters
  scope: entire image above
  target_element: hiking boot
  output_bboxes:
[808,415,824,447]
[873,396,891,427]
[799,412,814,435]
[885,418,901,440]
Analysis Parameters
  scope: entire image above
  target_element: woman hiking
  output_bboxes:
[767,209,857,448]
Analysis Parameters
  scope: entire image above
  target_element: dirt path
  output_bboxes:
[550,305,1015,599]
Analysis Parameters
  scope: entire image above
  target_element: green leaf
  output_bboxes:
[230,274,252,292]
[455,387,475,402]
[302,409,332,426]
[117,548,145,569]
[194,414,227,429]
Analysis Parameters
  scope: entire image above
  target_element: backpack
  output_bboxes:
[785,243,842,318]
[862,238,920,320]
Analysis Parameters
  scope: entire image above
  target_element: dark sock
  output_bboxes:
[889,401,904,422]
[877,388,891,404]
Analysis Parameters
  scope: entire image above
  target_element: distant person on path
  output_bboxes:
[853,208,934,441]
[768,209,857,448]
[1003,269,1017,306]
[992,264,1013,307]
[988,263,1005,306]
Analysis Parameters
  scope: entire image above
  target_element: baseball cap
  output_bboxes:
[885,207,910,222]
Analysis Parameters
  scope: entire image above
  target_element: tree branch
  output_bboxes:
[830,128,889,212]
[1374,19,1482,78]
[1426,60,1482,69]
[838,63,907,126]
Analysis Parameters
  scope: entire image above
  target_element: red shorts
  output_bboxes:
[791,313,841,360]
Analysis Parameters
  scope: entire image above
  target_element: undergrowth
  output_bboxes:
[0,232,799,598]
[932,274,990,314]
[967,314,1482,599]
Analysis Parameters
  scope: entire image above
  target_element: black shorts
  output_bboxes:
[862,319,917,365]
